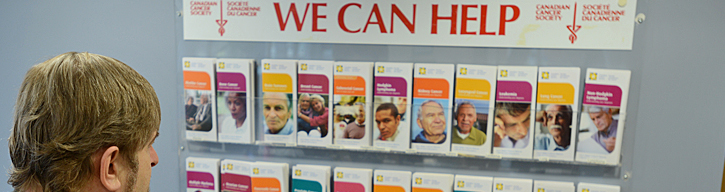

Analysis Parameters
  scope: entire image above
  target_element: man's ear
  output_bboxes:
[99,146,122,191]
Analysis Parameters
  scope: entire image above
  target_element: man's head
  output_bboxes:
[375,103,400,139]
[455,102,478,134]
[263,92,291,133]
[543,105,572,146]
[9,52,160,191]
[417,100,446,137]
[299,93,310,110]
[200,94,209,104]
[496,103,531,141]
[587,106,613,132]
[310,94,325,113]
[226,92,247,123]
[355,102,366,124]
[395,97,408,115]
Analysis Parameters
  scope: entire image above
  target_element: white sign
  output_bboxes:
[184,0,637,50]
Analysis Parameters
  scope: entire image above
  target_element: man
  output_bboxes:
[188,94,212,131]
[263,92,294,135]
[452,101,486,145]
[534,105,572,151]
[413,100,447,144]
[375,103,401,141]
[299,94,329,137]
[297,93,315,133]
[343,103,366,139]
[584,106,618,153]
[9,52,160,191]
[493,103,531,148]
[220,92,248,134]
[395,97,408,121]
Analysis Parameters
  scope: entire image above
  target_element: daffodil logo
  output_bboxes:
[301,63,308,71]
[336,172,344,179]
[336,65,344,72]
[457,181,465,188]
[414,178,422,185]
[460,67,468,75]
[495,183,503,190]
[542,72,549,79]
[219,62,226,69]
[538,188,545,192]
[184,61,191,68]
[582,189,589,192]
[589,73,597,80]
[294,169,302,176]
[376,175,383,182]
[264,63,271,70]
[377,66,385,73]
[253,168,260,175]
[500,70,508,77]
[226,164,233,170]
[419,67,426,75]
[188,162,195,168]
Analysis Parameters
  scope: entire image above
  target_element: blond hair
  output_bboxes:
[8,52,161,191]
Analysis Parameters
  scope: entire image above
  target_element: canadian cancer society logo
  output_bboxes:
[301,63,308,71]
[294,169,302,176]
[336,172,344,179]
[542,72,550,79]
[500,70,508,77]
[376,175,384,182]
[460,67,468,75]
[263,63,271,70]
[188,161,195,168]
[457,181,465,188]
[419,67,426,75]
[589,72,598,80]
[377,66,385,73]
[414,177,422,185]
[184,61,191,68]
[336,65,344,72]
[218,62,226,69]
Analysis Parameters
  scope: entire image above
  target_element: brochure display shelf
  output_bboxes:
[175,8,642,190]
[180,79,636,190]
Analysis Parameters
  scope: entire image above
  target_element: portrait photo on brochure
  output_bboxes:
[297,93,331,138]
[452,99,490,146]
[411,98,449,144]
[577,105,620,154]
[217,91,248,135]
[333,95,367,140]
[185,90,213,132]
[262,92,295,135]
[493,102,532,148]
[373,96,409,142]
[533,104,574,151]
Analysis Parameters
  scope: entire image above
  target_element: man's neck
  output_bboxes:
[425,133,445,143]
[458,127,471,134]
[508,137,519,145]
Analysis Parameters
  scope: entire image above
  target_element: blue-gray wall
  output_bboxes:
[0,0,723,191]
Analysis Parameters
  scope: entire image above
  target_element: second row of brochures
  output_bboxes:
[186,157,622,192]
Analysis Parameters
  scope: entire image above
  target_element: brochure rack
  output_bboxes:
[176,4,640,191]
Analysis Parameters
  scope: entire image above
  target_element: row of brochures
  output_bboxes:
[183,58,631,165]
[186,157,621,192]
